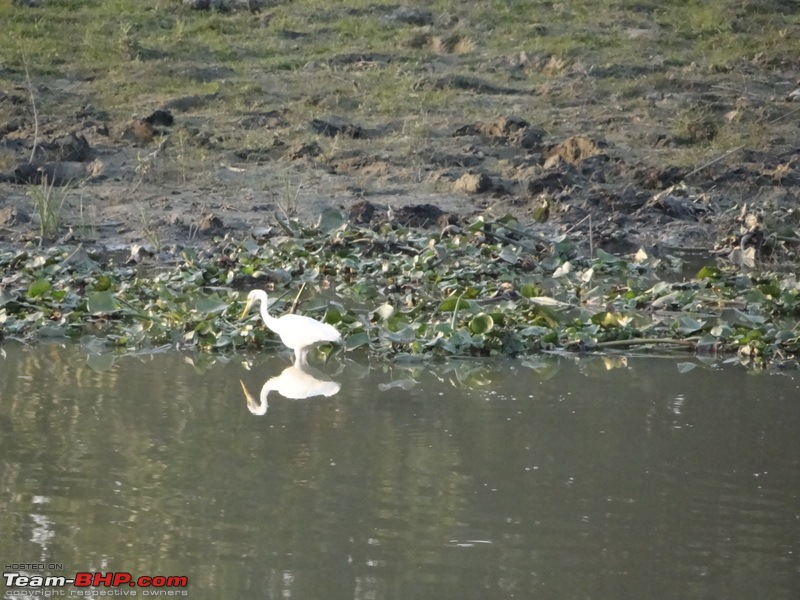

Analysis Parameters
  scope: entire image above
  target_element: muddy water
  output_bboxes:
[1,344,798,600]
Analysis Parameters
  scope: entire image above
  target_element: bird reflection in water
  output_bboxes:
[239,361,341,416]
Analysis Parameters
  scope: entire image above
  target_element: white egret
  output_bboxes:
[240,363,341,416]
[240,289,342,363]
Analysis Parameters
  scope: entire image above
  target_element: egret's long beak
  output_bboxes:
[240,298,254,320]
[240,379,256,408]
[240,379,266,416]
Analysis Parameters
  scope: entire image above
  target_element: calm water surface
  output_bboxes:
[1,343,798,599]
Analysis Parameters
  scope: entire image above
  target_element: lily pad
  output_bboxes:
[469,313,494,334]
[674,316,706,334]
[594,249,626,265]
[439,288,479,311]
[696,265,722,280]
[93,275,113,292]
[0,288,18,306]
[193,294,229,315]
[345,332,371,350]
[87,291,121,315]
[498,245,520,264]
[381,327,416,344]
[28,280,51,298]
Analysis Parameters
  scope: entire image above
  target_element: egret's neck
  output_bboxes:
[241,380,268,416]
[259,302,279,329]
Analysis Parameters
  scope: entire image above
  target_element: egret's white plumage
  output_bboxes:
[239,364,341,416]
[240,289,341,363]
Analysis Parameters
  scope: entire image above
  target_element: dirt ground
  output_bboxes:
[2,4,800,267]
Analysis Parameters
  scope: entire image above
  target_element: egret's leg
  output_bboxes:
[295,347,309,365]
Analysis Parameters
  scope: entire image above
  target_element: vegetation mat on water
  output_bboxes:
[1,215,799,369]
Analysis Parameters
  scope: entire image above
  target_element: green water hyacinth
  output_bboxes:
[0,215,799,369]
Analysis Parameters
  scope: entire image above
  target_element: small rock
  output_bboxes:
[0,205,30,226]
[526,168,579,195]
[543,154,568,170]
[311,117,363,139]
[453,172,493,194]
[75,103,110,121]
[144,109,174,127]
[453,117,540,149]
[643,184,708,221]
[683,117,718,144]
[348,200,377,225]
[452,123,483,137]
[121,119,158,145]
[92,123,110,136]
[0,118,23,138]
[579,154,609,182]
[197,212,223,232]
[419,75,522,95]
[507,51,531,69]
[127,244,155,264]
[208,0,260,10]
[286,141,322,161]
[431,34,474,55]
[394,204,450,228]
[55,229,75,245]
[85,159,107,180]
[161,93,219,112]
[430,152,483,168]
[547,135,606,165]
[12,161,87,186]
[234,140,285,162]
[510,127,545,150]
[632,165,685,190]
[36,133,92,162]
[484,116,530,136]
[238,110,288,130]
[385,7,433,26]
[399,30,431,49]
[723,109,742,123]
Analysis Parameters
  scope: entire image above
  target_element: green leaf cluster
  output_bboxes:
[0,216,799,369]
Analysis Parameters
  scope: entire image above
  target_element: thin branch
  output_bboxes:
[684,145,744,179]
[289,282,306,314]
[563,213,592,235]
[483,219,550,244]
[679,100,800,181]
[22,53,40,163]
[273,210,296,236]
[451,291,465,330]
[766,104,800,125]
[594,337,697,348]
[481,226,539,253]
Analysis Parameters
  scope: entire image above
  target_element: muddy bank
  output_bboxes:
[1,2,799,269]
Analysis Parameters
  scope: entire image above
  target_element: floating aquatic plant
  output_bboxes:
[0,214,798,369]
